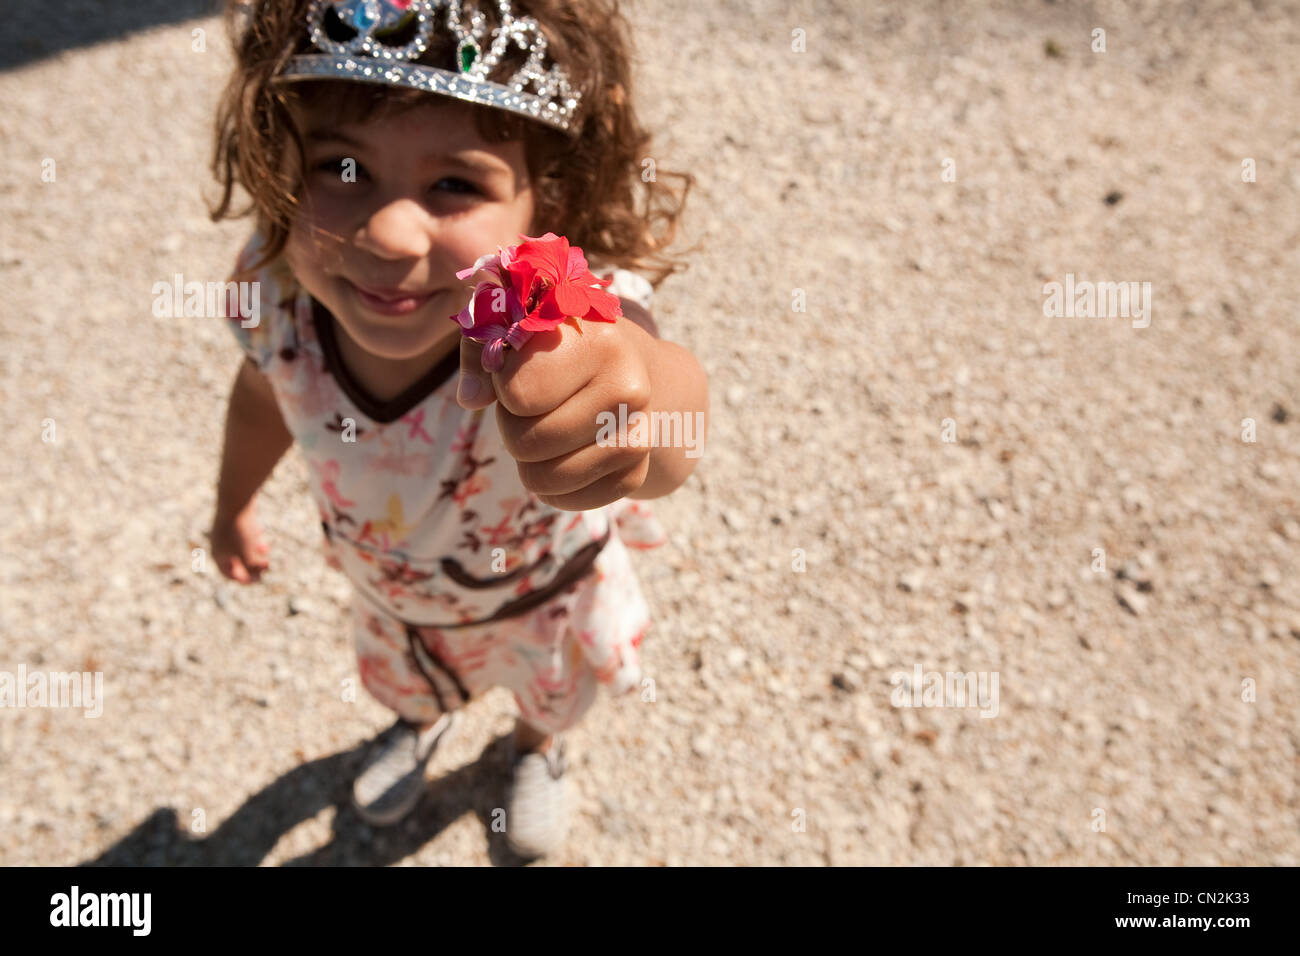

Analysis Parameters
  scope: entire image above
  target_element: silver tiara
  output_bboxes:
[273,0,581,133]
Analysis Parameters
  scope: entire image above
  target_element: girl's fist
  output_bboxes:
[455,316,655,511]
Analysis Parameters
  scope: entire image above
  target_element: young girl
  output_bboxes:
[206,0,707,859]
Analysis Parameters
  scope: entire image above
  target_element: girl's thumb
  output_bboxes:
[457,371,492,408]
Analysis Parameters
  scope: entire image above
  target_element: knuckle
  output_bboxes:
[612,364,651,410]
[609,458,650,499]
[515,458,539,492]
[609,443,649,469]
[500,413,550,461]
[496,375,537,417]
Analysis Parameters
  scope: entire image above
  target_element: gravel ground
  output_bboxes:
[1,0,1297,866]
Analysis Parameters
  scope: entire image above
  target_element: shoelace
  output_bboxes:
[508,734,567,780]
[541,737,568,780]
[480,322,534,372]
[548,739,568,780]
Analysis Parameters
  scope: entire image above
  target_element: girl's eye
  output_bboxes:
[434,177,478,196]
[313,157,365,180]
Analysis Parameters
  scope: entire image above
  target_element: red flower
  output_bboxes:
[449,232,624,372]
[505,233,623,332]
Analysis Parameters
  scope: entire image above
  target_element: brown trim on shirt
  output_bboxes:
[437,528,611,629]
[312,297,460,424]
[440,549,556,588]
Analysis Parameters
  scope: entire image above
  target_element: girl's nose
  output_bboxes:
[355,198,433,260]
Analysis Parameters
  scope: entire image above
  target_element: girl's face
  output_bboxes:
[285,96,536,362]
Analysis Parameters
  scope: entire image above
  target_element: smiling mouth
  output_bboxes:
[350,280,438,302]
[347,280,439,315]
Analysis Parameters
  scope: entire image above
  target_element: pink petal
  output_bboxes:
[453,310,475,331]
[482,339,507,372]
[456,248,512,283]
[504,324,534,350]
[461,323,509,344]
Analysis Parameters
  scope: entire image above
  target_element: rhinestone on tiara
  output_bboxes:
[274,0,581,134]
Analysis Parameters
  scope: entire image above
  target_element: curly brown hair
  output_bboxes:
[208,0,694,287]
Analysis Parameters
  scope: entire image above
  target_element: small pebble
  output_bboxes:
[898,570,924,593]
[721,509,747,532]
[1116,584,1147,616]
[831,671,859,693]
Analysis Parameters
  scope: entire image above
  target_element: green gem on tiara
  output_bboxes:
[458,39,480,73]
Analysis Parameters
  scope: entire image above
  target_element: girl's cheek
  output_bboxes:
[300,185,351,229]
[287,216,344,279]
[302,185,354,233]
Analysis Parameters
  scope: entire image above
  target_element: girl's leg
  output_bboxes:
[503,540,647,748]
[352,593,451,726]
[350,594,470,825]
[512,717,555,753]
[506,607,603,745]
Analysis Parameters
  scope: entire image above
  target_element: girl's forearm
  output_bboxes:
[214,359,294,521]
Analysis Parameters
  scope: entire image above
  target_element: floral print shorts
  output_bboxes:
[352,532,650,734]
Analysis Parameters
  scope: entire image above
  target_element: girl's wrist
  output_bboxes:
[213,495,255,526]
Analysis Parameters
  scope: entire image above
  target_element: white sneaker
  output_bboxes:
[504,734,570,859]
[352,712,460,826]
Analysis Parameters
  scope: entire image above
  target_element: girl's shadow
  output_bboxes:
[82,732,535,867]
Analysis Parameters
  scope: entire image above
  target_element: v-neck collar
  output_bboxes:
[311,297,461,425]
